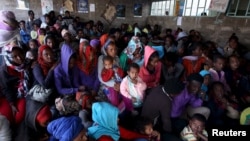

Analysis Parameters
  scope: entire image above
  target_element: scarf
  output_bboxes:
[38,45,54,76]
[77,39,97,74]
[3,45,29,97]
[88,102,120,140]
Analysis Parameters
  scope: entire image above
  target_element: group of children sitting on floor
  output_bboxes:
[0,9,250,141]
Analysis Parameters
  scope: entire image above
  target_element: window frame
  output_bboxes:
[16,0,30,10]
[150,0,176,16]
[226,0,250,17]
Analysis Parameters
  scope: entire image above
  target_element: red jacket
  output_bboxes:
[98,126,148,141]
[101,68,124,82]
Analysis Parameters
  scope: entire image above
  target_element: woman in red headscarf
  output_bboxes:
[77,39,100,95]
[32,45,58,104]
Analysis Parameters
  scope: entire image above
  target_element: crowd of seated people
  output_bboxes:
[0,9,250,141]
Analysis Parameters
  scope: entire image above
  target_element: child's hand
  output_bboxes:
[114,83,120,91]
[131,79,138,84]
[132,97,136,103]
[151,130,160,141]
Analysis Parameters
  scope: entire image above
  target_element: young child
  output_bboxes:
[134,116,161,141]
[180,113,208,141]
[139,46,162,89]
[199,70,211,102]
[120,63,147,115]
[182,42,206,79]
[26,39,39,63]
[206,81,239,127]
[101,55,124,83]
[209,55,231,92]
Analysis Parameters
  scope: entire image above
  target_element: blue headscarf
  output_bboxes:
[47,116,84,141]
[88,102,120,140]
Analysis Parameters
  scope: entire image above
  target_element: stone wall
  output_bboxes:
[147,15,250,48]
[1,0,249,47]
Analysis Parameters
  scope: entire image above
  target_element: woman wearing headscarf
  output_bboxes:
[0,46,28,125]
[119,36,144,72]
[77,38,100,95]
[88,102,148,141]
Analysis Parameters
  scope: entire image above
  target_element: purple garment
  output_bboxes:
[79,66,100,92]
[171,87,203,118]
[54,43,81,95]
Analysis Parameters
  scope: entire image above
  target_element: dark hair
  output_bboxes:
[229,33,239,43]
[127,63,140,71]
[45,35,56,44]
[187,73,204,84]
[189,42,203,52]
[212,54,225,63]
[208,81,225,95]
[164,52,178,65]
[28,10,34,15]
[190,113,206,123]
[135,116,153,133]
[103,55,113,63]
[165,28,172,34]
[29,39,39,47]
[19,20,25,24]
[149,51,159,62]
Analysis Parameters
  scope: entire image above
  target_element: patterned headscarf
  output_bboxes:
[124,36,142,60]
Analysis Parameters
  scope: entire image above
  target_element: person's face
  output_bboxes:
[187,80,201,95]
[165,37,172,46]
[213,84,224,100]
[144,124,153,135]
[78,31,84,38]
[55,98,64,111]
[148,57,159,68]
[229,39,238,49]
[189,119,205,134]
[133,48,141,56]
[11,49,25,65]
[42,48,54,63]
[69,57,76,69]
[19,22,25,29]
[106,44,117,58]
[229,57,239,71]
[29,41,36,49]
[203,75,210,86]
[192,46,202,56]
[213,58,225,71]
[45,16,50,23]
[127,67,139,81]
[114,31,121,40]
[46,39,54,48]
[29,12,34,19]
[64,33,72,42]
[104,60,113,69]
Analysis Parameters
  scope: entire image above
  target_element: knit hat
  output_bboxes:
[35,105,52,127]
[61,29,69,37]
[90,39,100,48]
[0,10,20,47]
[0,115,11,141]
[199,70,210,77]
[187,73,204,84]
[163,78,185,95]
[176,31,188,41]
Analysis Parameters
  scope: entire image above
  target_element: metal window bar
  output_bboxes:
[245,0,250,16]
[196,0,200,16]
[227,0,240,16]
